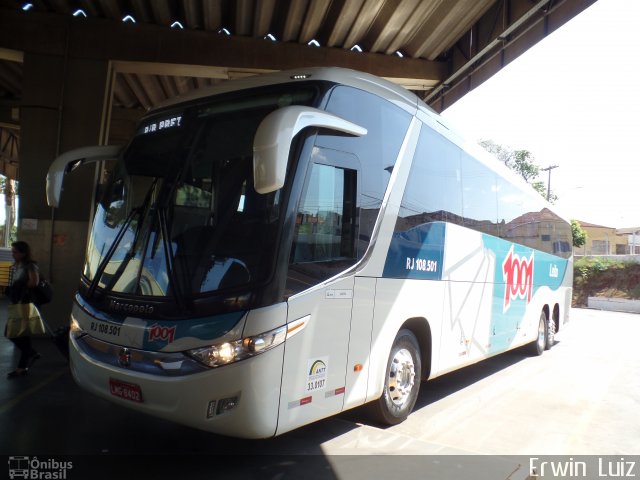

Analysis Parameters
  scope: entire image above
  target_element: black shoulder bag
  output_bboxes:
[31,275,53,306]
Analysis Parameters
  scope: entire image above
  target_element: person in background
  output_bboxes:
[5,241,41,379]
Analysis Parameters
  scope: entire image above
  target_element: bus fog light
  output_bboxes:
[206,400,217,419]
[217,396,239,415]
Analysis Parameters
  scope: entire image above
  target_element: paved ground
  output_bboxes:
[1,302,638,479]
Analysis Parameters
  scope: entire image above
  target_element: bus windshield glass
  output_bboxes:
[84,86,317,298]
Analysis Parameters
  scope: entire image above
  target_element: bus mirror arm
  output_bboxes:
[253,106,367,194]
[46,145,123,207]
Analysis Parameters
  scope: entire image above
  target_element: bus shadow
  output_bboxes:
[413,346,535,410]
[342,344,541,428]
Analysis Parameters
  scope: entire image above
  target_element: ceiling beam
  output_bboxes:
[0,48,23,63]
[0,7,446,89]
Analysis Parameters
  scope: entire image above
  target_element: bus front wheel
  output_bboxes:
[369,329,422,425]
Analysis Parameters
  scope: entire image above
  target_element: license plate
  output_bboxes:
[109,378,143,403]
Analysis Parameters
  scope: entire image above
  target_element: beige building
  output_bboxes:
[615,227,640,254]
[574,222,640,256]
[574,221,616,256]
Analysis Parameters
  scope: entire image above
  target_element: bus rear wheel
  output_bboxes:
[546,313,556,350]
[369,329,421,425]
[530,310,548,356]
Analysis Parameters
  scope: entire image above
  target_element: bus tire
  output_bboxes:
[545,312,556,350]
[530,310,548,356]
[369,329,421,425]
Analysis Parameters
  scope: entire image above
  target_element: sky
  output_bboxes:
[441,0,640,229]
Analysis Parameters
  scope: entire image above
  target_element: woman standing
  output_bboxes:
[5,241,41,378]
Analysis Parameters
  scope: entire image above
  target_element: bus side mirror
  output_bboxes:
[46,145,122,207]
[253,106,367,194]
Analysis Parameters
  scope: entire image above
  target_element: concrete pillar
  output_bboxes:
[18,52,112,329]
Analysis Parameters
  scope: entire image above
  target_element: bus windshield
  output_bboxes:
[84,86,317,299]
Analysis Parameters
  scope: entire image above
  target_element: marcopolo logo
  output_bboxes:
[109,299,154,315]
[8,456,73,479]
[502,245,534,312]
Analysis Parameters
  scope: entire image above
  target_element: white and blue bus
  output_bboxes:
[47,67,572,438]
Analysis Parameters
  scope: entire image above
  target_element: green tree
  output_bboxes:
[479,140,557,203]
[571,219,587,248]
[510,149,539,182]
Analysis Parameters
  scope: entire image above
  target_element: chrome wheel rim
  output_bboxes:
[548,317,556,345]
[537,314,546,351]
[388,348,416,407]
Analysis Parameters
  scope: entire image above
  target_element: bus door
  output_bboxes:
[278,277,354,434]
[276,149,360,434]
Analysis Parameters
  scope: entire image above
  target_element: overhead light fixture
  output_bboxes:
[122,14,136,23]
[218,27,231,35]
[73,9,87,17]
[350,45,363,53]
[171,21,184,29]
[264,33,277,41]
[307,39,320,47]
[21,3,34,11]
[395,50,404,58]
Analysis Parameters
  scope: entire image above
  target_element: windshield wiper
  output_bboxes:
[129,200,187,309]
[87,179,158,298]
[158,206,186,309]
[87,205,141,298]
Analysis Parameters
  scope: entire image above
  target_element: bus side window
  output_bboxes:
[321,85,411,257]
[461,152,498,235]
[286,159,358,295]
[397,126,463,228]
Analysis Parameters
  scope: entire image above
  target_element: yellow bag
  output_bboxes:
[5,303,46,338]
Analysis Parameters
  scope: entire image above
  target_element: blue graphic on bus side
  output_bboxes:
[482,234,568,352]
[383,222,445,280]
[381,222,569,353]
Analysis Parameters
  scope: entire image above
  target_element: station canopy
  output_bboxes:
[0,0,596,179]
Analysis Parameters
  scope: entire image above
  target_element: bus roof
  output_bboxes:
[153,67,424,116]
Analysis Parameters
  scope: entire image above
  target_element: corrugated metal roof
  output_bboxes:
[0,0,540,110]
[0,0,597,177]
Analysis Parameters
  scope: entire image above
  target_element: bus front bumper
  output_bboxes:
[69,334,285,439]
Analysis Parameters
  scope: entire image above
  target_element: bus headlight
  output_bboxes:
[187,325,287,368]
[70,316,87,340]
